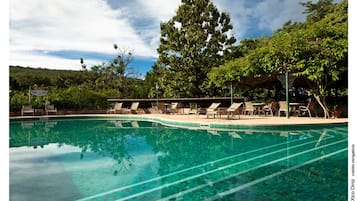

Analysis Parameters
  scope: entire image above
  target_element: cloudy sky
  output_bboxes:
[9,0,317,75]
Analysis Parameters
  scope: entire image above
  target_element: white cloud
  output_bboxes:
[137,0,180,22]
[10,51,102,70]
[10,0,156,69]
[129,0,181,53]
[213,0,306,41]
[214,0,254,41]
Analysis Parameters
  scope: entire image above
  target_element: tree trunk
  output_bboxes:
[313,93,330,118]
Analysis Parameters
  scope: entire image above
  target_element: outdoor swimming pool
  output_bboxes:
[10,117,347,201]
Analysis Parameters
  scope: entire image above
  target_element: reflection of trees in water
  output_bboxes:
[62,120,140,175]
[10,120,144,175]
[10,120,59,148]
[10,119,347,183]
[144,128,287,176]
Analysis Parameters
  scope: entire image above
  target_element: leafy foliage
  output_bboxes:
[10,44,147,111]
[209,0,347,118]
[157,0,236,97]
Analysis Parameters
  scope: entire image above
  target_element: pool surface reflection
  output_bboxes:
[10,118,348,201]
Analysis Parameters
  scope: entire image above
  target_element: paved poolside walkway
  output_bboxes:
[126,114,348,126]
[139,114,348,126]
[14,114,347,126]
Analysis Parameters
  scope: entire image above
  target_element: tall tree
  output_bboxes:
[294,0,348,118]
[209,0,347,118]
[157,0,236,97]
[87,44,136,94]
[300,0,334,23]
[144,63,166,98]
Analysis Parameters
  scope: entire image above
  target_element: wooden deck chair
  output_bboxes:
[124,102,140,114]
[227,102,243,119]
[206,102,221,119]
[21,105,34,116]
[45,104,57,115]
[243,102,255,115]
[278,101,289,117]
[107,102,123,114]
[168,102,179,114]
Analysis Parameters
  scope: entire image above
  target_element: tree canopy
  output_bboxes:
[157,0,236,97]
[209,0,347,118]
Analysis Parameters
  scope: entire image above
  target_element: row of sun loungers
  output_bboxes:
[21,104,57,116]
[21,100,312,118]
[164,101,312,118]
[107,102,140,114]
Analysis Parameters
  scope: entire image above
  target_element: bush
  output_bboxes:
[10,91,29,112]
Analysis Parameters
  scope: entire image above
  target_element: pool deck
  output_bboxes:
[12,114,348,126]
[137,114,348,126]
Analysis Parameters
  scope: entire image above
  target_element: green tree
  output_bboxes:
[145,63,166,98]
[84,44,138,98]
[209,37,272,89]
[209,0,347,118]
[293,0,348,118]
[300,0,334,23]
[157,0,236,97]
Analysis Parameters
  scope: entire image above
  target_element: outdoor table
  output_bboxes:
[252,103,265,115]
[164,103,170,114]
[34,109,44,116]
[289,102,304,116]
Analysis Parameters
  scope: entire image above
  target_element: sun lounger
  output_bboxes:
[206,102,221,119]
[107,102,123,114]
[45,104,57,115]
[21,105,34,116]
[168,102,179,114]
[123,102,140,114]
[243,102,255,115]
[226,102,243,119]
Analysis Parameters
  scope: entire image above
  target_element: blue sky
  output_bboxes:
[9,0,325,76]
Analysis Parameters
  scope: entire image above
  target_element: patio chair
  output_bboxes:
[187,103,198,115]
[262,103,273,117]
[45,104,57,115]
[206,102,221,119]
[278,101,289,117]
[168,102,179,114]
[107,102,123,114]
[187,103,205,116]
[123,102,140,114]
[298,98,312,117]
[21,105,34,116]
[243,102,255,115]
[226,102,243,119]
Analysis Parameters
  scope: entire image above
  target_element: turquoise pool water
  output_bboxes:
[10,117,347,201]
